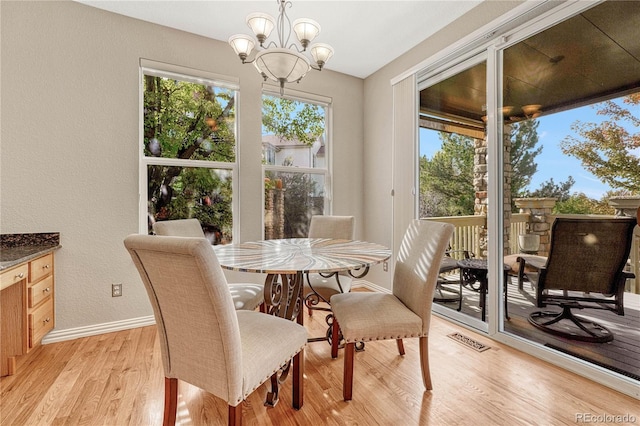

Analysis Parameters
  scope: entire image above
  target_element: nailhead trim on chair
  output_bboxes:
[343,333,426,343]
[240,343,307,401]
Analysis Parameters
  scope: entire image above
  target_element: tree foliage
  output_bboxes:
[144,75,236,242]
[262,96,324,146]
[510,119,542,197]
[524,176,575,202]
[420,120,548,216]
[420,133,475,216]
[560,94,640,194]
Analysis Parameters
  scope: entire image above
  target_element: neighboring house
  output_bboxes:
[262,134,325,168]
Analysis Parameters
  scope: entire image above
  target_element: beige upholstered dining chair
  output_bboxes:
[153,219,264,311]
[124,235,307,426]
[330,219,454,400]
[304,215,356,315]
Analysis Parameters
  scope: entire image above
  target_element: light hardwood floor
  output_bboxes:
[1,304,638,425]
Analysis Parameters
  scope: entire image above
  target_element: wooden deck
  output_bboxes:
[435,277,640,380]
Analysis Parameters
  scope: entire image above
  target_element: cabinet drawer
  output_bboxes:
[29,299,54,348]
[29,275,53,308]
[0,264,28,291]
[30,254,53,283]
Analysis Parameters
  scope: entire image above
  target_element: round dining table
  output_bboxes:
[214,237,390,408]
[213,238,391,324]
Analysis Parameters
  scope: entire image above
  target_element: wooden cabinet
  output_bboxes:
[0,252,55,376]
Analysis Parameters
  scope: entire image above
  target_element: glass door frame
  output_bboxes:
[413,0,638,397]
[417,52,489,333]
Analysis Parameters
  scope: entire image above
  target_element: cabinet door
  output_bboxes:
[29,299,54,348]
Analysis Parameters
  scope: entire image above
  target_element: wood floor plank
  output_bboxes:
[1,298,639,426]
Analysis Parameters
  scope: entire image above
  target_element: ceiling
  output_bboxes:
[75,0,483,79]
[420,1,640,126]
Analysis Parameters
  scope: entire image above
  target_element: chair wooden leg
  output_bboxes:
[331,319,340,359]
[293,350,304,409]
[163,377,178,426]
[259,302,266,313]
[228,404,242,426]
[396,338,405,355]
[343,342,355,401]
[418,336,433,390]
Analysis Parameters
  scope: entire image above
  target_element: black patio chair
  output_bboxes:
[528,217,636,343]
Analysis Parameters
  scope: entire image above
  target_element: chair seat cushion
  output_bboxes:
[439,257,459,273]
[229,283,264,311]
[504,254,546,276]
[330,292,423,343]
[237,311,307,402]
[304,273,352,300]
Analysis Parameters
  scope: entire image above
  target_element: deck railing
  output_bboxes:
[424,213,639,293]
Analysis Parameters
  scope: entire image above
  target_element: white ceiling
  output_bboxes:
[75,1,483,78]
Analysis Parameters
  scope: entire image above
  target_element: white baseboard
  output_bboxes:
[41,315,156,345]
[351,279,391,294]
[41,283,390,345]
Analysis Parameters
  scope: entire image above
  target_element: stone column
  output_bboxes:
[264,188,285,239]
[473,137,488,257]
[502,126,512,255]
[608,196,640,217]
[514,198,557,256]
[609,196,640,294]
[473,127,513,257]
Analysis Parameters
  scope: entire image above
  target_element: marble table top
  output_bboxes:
[213,238,391,274]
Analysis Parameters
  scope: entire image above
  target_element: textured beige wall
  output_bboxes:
[1,1,364,331]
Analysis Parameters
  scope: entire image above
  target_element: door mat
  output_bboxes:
[447,332,490,352]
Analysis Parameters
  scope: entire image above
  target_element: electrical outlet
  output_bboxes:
[383,261,388,272]
[112,283,122,297]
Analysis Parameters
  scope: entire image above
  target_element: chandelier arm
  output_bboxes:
[287,43,304,53]
[276,0,293,48]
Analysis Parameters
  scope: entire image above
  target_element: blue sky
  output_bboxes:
[420,98,638,199]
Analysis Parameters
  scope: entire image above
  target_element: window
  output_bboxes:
[140,62,238,244]
[262,92,331,238]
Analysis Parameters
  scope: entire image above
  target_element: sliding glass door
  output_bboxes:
[415,0,639,394]
[418,54,493,331]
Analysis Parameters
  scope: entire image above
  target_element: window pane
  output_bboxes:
[143,75,236,162]
[264,170,325,239]
[261,95,325,168]
[148,165,233,244]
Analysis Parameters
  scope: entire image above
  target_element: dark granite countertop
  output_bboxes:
[0,233,61,271]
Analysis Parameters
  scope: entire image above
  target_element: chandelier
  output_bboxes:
[228,0,334,94]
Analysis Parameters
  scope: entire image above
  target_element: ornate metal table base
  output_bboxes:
[263,272,303,407]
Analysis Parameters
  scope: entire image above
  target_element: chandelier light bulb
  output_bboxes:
[292,18,321,49]
[310,43,334,69]
[228,34,255,62]
[246,12,276,45]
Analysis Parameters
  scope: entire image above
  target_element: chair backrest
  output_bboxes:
[308,215,355,240]
[543,217,636,294]
[124,234,243,403]
[153,218,205,238]
[392,219,454,333]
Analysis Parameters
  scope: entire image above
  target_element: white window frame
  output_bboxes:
[261,86,333,238]
[138,59,240,240]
